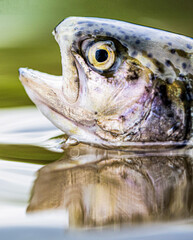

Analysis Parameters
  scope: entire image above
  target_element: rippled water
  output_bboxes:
[1,107,193,239]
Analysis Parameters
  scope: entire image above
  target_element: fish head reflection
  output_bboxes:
[27,145,193,227]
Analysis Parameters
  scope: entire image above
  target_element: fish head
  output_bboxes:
[19,17,193,149]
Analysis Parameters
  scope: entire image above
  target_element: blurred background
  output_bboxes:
[0,0,193,108]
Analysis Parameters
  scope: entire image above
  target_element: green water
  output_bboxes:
[1,0,193,238]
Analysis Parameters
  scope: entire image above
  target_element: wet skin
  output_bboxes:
[19,17,193,149]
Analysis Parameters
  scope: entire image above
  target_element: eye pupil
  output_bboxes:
[95,49,108,62]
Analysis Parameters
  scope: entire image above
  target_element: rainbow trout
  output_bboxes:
[19,17,193,149]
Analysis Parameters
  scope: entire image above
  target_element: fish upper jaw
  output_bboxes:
[18,67,100,143]
[19,68,63,89]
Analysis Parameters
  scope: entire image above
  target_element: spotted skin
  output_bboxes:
[54,17,193,83]
[19,17,193,150]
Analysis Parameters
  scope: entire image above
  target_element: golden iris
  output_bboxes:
[88,41,115,70]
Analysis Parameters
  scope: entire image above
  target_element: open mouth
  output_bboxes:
[19,67,65,111]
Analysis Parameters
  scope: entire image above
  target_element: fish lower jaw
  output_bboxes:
[22,92,190,151]
[35,101,105,145]
[41,100,189,151]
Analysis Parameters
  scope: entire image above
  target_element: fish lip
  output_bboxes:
[18,67,98,138]
[19,67,39,86]
[19,67,41,80]
[19,67,63,88]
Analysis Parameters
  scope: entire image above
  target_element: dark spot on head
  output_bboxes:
[77,21,86,24]
[102,23,108,26]
[133,35,136,39]
[135,39,140,44]
[145,37,151,41]
[106,32,112,37]
[125,35,130,40]
[170,49,176,54]
[87,23,93,27]
[182,62,187,69]
[147,53,153,58]
[75,31,82,37]
[86,31,91,34]
[165,59,171,67]
[120,30,125,34]
[94,111,98,115]
[100,28,104,31]
[120,115,126,121]
[168,42,172,46]
[93,29,99,35]
[131,51,138,57]
[187,44,192,49]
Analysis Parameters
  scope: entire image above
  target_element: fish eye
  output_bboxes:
[95,49,108,62]
[87,41,115,71]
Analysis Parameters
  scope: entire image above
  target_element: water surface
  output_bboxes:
[1,107,193,236]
